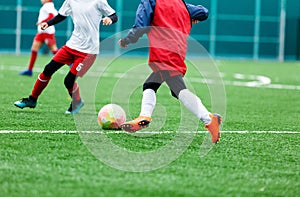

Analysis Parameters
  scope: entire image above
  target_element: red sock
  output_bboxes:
[30,73,51,99]
[28,50,38,71]
[68,82,81,102]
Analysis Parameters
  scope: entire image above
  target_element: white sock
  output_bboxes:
[139,89,156,117]
[178,89,211,125]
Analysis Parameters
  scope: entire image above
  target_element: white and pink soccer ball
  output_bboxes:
[98,104,126,130]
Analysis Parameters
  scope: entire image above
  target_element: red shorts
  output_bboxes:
[34,33,56,46]
[53,45,97,77]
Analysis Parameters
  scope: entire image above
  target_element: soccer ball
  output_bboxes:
[98,104,126,130]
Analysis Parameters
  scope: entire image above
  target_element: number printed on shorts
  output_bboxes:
[76,63,84,72]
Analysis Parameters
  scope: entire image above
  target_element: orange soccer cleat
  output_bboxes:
[121,116,152,132]
[205,114,222,143]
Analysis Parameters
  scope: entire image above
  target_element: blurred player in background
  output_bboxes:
[19,0,58,77]
[14,0,118,114]
[119,0,222,143]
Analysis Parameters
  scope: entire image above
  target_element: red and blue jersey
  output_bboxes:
[124,0,209,76]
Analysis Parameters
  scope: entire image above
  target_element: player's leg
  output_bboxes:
[64,72,84,114]
[29,40,42,70]
[48,44,58,54]
[140,73,163,117]
[165,74,211,123]
[14,46,72,109]
[14,60,64,109]
[121,72,162,132]
[19,36,43,76]
[65,53,97,114]
[46,34,58,54]
[166,74,222,143]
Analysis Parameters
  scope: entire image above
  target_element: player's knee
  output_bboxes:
[171,91,178,99]
[43,60,63,77]
[171,87,186,99]
[64,72,76,89]
[171,90,182,99]
[143,82,161,92]
[166,76,186,99]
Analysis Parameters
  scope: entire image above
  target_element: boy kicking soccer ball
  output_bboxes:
[119,0,221,143]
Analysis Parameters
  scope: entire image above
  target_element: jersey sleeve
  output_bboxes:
[58,0,72,17]
[186,4,209,21]
[122,0,156,45]
[99,0,116,16]
[134,0,155,28]
[46,14,67,26]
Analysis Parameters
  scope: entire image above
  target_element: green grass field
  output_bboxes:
[0,54,299,197]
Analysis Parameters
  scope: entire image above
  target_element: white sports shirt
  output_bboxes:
[37,2,58,34]
[59,0,116,54]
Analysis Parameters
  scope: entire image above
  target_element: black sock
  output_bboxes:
[29,96,37,102]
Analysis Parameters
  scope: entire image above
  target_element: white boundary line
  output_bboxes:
[0,130,299,134]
